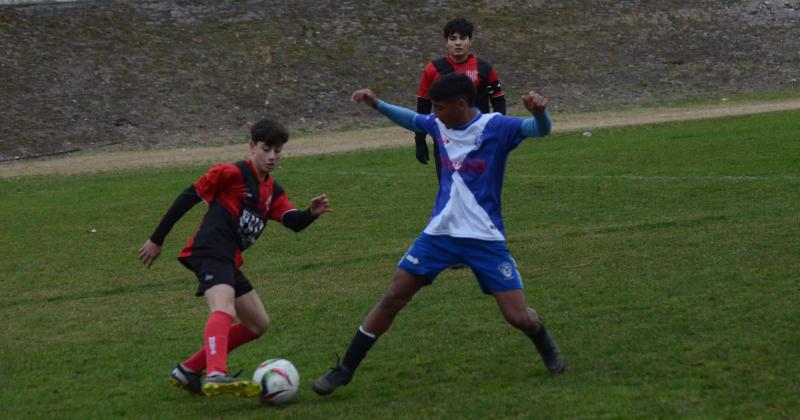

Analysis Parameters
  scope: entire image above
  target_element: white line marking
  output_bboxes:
[287,170,800,182]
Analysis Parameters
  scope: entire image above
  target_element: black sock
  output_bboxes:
[528,323,555,356]
[341,326,378,372]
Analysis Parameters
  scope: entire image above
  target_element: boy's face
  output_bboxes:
[432,98,471,129]
[249,141,283,177]
[445,32,472,62]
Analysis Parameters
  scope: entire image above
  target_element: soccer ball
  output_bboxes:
[252,358,300,404]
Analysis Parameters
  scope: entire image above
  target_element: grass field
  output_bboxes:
[1,110,798,419]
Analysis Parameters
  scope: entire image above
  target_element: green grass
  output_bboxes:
[1,110,798,418]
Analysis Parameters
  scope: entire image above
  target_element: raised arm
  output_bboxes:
[352,89,422,132]
[520,91,552,138]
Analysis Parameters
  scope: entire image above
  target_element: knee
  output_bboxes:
[503,307,540,334]
[247,314,270,337]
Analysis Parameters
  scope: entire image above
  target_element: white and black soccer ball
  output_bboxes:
[252,358,300,404]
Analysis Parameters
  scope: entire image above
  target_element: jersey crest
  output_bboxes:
[234,161,267,250]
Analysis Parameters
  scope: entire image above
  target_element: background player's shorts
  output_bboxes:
[397,233,523,294]
[180,256,254,297]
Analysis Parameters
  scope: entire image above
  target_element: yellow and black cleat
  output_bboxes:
[202,375,262,398]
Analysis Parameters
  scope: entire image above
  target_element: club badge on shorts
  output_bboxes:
[498,262,515,279]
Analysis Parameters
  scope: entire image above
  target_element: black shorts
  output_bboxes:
[179,256,254,298]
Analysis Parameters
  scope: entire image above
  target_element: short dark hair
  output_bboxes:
[250,117,289,147]
[428,72,476,106]
[443,18,474,39]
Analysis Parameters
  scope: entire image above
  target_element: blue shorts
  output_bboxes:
[397,233,523,294]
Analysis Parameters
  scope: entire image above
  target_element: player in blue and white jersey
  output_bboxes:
[312,73,565,396]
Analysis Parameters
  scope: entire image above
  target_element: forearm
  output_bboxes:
[520,111,552,138]
[282,209,317,232]
[490,96,507,115]
[149,186,202,245]
[377,100,421,132]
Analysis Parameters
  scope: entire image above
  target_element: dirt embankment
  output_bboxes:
[1,0,799,162]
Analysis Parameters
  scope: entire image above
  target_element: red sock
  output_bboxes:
[203,311,234,375]
[183,322,261,372]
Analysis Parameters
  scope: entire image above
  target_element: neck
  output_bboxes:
[249,160,269,180]
[449,53,469,64]
[453,108,478,128]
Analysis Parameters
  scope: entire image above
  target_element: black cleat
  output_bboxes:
[311,363,353,396]
[169,364,204,395]
[532,326,566,374]
[543,348,566,374]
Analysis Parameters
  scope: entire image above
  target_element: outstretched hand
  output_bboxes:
[309,194,333,217]
[138,239,162,269]
[351,89,379,109]
[522,91,548,115]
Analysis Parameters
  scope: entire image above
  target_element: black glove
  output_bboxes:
[414,133,429,164]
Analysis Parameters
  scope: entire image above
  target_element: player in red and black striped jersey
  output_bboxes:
[415,18,507,180]
[138,117,332,398]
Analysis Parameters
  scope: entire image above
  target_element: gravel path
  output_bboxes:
[2,98,799,178]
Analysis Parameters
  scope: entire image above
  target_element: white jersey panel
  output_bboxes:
[423,172,505,241]
[435,114,494,161]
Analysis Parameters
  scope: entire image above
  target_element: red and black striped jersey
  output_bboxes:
[178,160,296,268]
[417,54,504,101]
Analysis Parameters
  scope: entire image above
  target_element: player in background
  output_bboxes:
[414,18,506,181]
[138,117,332,398]
[312,73,564,397]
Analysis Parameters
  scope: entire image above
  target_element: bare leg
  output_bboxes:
[204,284,237,317]
[235,289,270,336]
[494,289,566,373]
[362,268,427,335]
[312,269,427,395]
[493,289,541,335]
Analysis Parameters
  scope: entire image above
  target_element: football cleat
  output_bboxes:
[311,362,353,396]
[169,364,203,395]
[533,327,566,374]
[202,374,262,398]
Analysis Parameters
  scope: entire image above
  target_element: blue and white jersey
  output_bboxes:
[416,112,522,240]
[376,101,551,241]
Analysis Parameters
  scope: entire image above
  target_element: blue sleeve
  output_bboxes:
[377,100,424,132]
[520,111,552,138]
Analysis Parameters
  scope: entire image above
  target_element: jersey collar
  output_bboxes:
[245,159,270,181]
[451,109,483,131]
[446,53,474,66]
